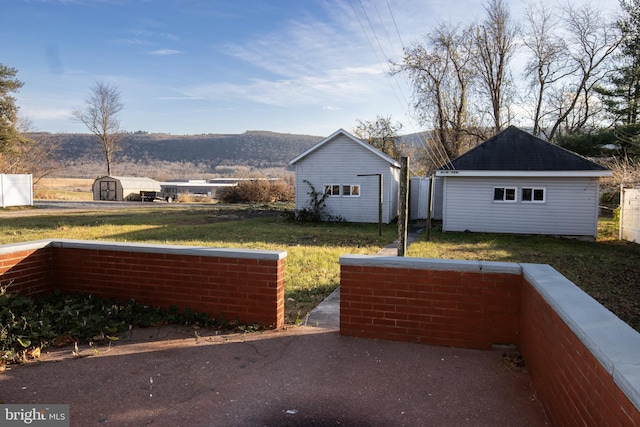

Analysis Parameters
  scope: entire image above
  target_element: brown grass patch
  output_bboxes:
[37,178,94,192]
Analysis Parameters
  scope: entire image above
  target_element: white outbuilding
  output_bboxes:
[290,129,400,223]
[435,126,612,239]
[92,176,161,201]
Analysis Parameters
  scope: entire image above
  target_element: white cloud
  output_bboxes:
[22,107,74,121]
[186,64,385,109]
[148,49,183,56]
[157,96,203,100]
[114,38,150,45]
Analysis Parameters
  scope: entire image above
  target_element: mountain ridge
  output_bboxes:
[26,130,430,178]
[28,131,325,171]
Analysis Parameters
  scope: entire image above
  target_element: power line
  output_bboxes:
[349,0,453,173]
[385,0,404,47]
[369,0,453,171]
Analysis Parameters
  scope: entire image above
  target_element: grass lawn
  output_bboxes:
[1,205,638,332]
[0,205,396,324]
[408,218,640,332]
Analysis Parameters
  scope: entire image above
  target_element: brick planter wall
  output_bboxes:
[340,255,640,426]
[0,240,285,328]
[0,242,54,296]
[340,256,521,350]
[521,263,640,426]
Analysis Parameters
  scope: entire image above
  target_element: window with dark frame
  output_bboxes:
[493,187,516,202]
[342,184,360,197]
[522,187,545,202]
[324,184,340,196]
[325,184,361,197]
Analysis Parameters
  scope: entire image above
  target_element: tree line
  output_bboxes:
[356,0,639,178]
[2,0,639,182]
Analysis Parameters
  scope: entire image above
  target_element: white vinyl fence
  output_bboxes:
[0,174,33,207]
[409,176,443,220]
[620,187,640,244]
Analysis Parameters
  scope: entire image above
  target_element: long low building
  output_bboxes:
[159,179,236,197]
[160,178,280,198]
[92,176,280,201]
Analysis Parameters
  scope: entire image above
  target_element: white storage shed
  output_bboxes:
[290,129,400,224]
[92,176,161,201]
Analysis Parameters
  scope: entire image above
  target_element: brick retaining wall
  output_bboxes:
[340,255,640,426]
[340,257,521,349]
[521,263,640,426]
[0,242,54,296]
[0,239,285,328]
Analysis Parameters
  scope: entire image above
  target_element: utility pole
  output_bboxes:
[398,157,409,256]
[358,173,383,236]
[426,173,435,241]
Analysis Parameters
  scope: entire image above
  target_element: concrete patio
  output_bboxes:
[0,324,549,426]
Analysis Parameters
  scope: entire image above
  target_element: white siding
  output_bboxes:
[442,176,600,237]
[620,188,640,243]
[294,134,398,223]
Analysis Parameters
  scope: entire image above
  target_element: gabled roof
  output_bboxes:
[289,128,401,167]
[439,126,609,172]
[95,176,161,187]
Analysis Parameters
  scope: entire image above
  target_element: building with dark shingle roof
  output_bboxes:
[435,126,611,239]
[442,126,609,172]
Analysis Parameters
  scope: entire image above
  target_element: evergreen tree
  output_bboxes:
[0,64,25,155]
[597,0,640,125]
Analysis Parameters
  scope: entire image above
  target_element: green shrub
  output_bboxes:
[0,284,235,366]
[613,205,621,225]
[294,180,344,222]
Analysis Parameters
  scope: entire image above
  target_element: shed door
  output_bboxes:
[99,180,117,201]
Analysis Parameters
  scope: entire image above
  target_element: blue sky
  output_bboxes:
[2,0,622,137]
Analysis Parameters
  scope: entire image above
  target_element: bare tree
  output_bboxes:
[353,115,403,159]
[73,81,124,176]
[522,2,571,136]
[474,0,518,133]
[546,4,621,140]
[394,0,516,162]
[396,0,621,157]
[395,22,479,162]
[0,117,65,183]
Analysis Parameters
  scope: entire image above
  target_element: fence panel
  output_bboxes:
[0,174,33,207]
[620,188,640,244]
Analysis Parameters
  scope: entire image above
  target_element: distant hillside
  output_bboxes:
[398,131,433,148]
[29,131,323,174]
[28,130,442,179]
